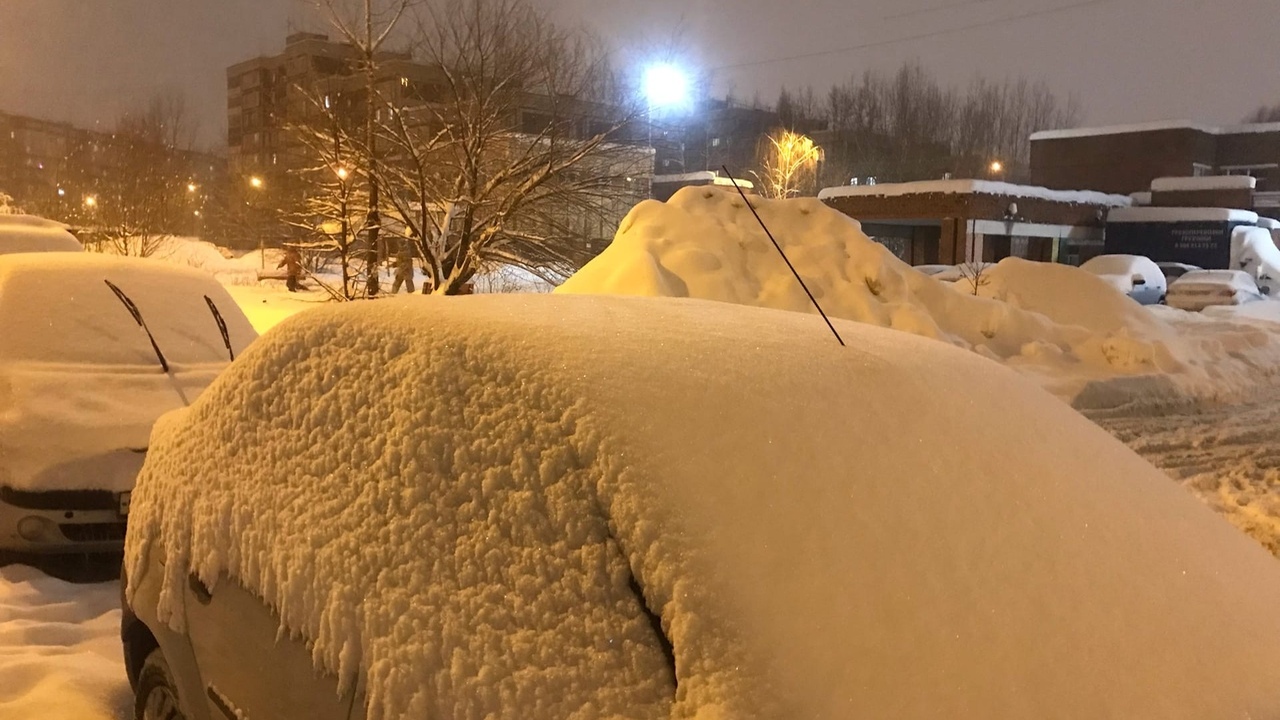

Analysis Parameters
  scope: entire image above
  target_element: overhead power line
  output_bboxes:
[714,0,1112,72]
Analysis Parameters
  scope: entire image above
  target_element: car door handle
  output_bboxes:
[188,573,213,605]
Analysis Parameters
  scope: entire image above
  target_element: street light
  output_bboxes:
[989,160,1005,175]
[249,176,264,190]
[641,63,691,175]
[336,167,350,181]
[83,195,97,208]
[187,182,198,193]
[248,176,266,267]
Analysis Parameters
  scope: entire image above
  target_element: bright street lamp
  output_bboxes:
[249,176,264,190]
[989,160,1005,175]
[336,167,350,181]
[642,63,690,112]
[187,182,198,193]
[83,195,97,208]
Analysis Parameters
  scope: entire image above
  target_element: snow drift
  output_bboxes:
[559,186,1280,403]
[128,295,1280,720]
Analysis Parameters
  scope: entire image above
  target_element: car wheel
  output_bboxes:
[135,648,187,720]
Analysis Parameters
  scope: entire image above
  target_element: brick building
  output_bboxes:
[1030,121,1280,208]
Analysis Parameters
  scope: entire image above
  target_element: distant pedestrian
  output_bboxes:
[392,243,416,294]
[279,246,303,292]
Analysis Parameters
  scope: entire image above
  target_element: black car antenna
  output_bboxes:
[721,166,845,347]
[204,295,235,361]
[105,280,170,372]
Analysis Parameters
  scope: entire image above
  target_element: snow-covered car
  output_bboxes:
[122,295,1280,720]
[0,214,83,254]
[1155,261,1200,284]
[1079,254,1166,305]
[0,254,254,556]
[1166,269,1267,311]
[912,264,954,277]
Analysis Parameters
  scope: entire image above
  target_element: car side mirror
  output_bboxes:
[1131,274,1146,286]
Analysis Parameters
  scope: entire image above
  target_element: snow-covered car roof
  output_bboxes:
[1170,269,1260,294]
[127,294,1280,720]
[0,214,82,254]
[0,253,255,366]
[1079,254,1161,279]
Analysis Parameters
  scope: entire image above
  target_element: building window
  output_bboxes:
[1192,163,1213,177]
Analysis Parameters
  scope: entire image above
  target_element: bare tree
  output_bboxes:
[91,92,200,257]
[374,0,647,294]
[957,262,992,296]
[1245,104,1280,124]
[317,0,411,296]
[754,129,822,198]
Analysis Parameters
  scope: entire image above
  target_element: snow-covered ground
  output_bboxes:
[0,566,129,720]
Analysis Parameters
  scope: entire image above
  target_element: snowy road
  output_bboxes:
[1089,387,1280,558]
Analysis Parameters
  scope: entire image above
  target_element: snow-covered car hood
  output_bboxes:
[0,362,225,493]
[128,295,1280,720]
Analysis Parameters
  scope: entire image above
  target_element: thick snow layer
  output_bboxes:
[0,566,129,719]
[1031,119,1280,141]
[1107,206,1259,224]
[1151,175,1257,192]
[818,179,1130,206]
[559,186,1280,402]
[223,284,326,334]
[1257,217,1280,230]
[126,294,1280,720]
[653,171,754,189]
[0,254,256,491]
[0,215,83,254]
[1231,225,1280,295]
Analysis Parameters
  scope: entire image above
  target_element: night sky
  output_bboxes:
[1,0,1277,148]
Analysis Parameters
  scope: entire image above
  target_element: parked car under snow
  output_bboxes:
[1080,254,1166,305]
[1166,269,1267,311]
[123,294,1280,720]
[0,254,255,556]
[0,214,83,254]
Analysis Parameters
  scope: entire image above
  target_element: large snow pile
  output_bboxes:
[1231,225,1280,294]
[98,236,266,285]
[0,566,129,719]
[0,214,83,254]
[128,295,1280,720]
[0,254,256,492]
[559,187,1280,403]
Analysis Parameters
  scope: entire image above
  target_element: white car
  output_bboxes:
[0,254,255,556]
[1080,254,1166,305]
[1166,269,1267,311]
[0,214,83,254]
[124,294,1280,720]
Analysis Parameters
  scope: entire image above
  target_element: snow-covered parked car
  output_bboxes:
[1079,254,1166,305]
[0,254,254,556]
[1166,269,1267,311]
[0,214,83,254]
[122,294,1280,720]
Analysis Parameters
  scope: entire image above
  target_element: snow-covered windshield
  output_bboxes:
[0,254,255,366]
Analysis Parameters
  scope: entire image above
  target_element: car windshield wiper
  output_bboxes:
[204,295,235,361]
[105,280,169,373]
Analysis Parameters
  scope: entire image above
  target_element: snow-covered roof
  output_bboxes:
[1256,217,1280,230]
[818,179,1131,207]
[1108,206,1259,224]
[128,292,1280,720]
[1129,191,1153,206]
[1151,175,1257,192]
[652,171,754,189]
[1031,119,1280,141]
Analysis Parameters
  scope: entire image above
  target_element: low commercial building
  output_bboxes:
[818,179,1129,266]
[651,171,753,202]
[1104,207,1260,269]
[1030,121,1280,209]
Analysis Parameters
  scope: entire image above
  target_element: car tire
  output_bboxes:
[135,648,187,720]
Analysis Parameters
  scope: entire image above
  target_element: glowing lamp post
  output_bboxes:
[989,160,1005,177]
[249,176,266,268]
[642,63,691,173]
